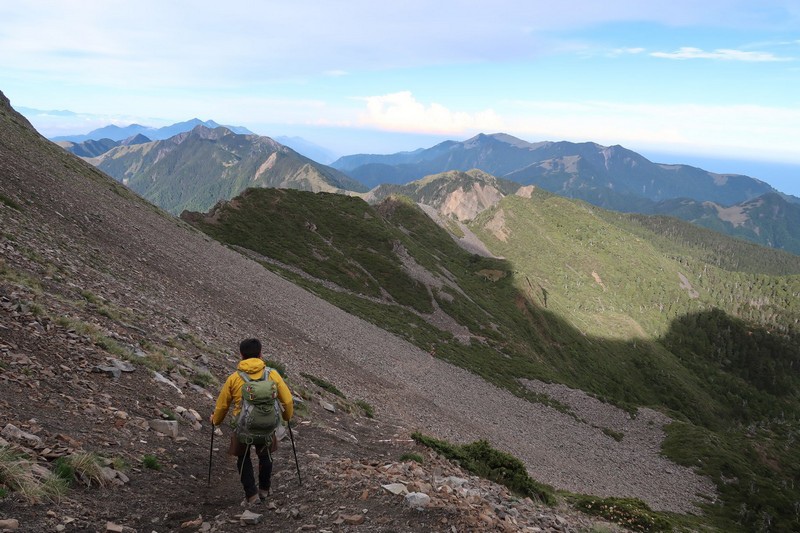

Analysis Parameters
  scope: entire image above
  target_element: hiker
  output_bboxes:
[210,338,294,505]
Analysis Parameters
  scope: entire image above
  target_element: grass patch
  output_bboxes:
[412,432,556,505]
[0,445,66,502]
[355,399,374,418]
[142,454,161,470]
[80,289,103,304]
[54,452,108,487]
[571,495,673,532]
[400,452,424,464]
[0,192,21,211]
[139,349,173,372]
[301,372,345,398]
[601,427,624,442]
[265,359,287,377]
[191,371,215,388]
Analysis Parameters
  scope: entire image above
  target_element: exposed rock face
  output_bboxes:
[440,182,505,222]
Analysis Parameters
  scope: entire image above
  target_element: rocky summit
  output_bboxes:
[0,88,714,532]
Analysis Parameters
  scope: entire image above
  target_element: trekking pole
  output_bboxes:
[287,420,302,486]
[207,423,215,486]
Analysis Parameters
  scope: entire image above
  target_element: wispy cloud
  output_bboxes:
[651,47,793,61]
[358,91,502,134]
[608,47,646,57]
[501,99,800,163]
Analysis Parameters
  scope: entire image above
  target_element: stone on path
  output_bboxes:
[382,483,409,495]
[339,514,365,525]
[0,518,20,530]
[239,510,263,525]
[404,492,431,509]
[148,419,179,438]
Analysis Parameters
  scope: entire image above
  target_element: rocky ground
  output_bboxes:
[0,90,712,531]
[0,286,622,533]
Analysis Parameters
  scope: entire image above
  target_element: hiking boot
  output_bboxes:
[241,493,261,507]
[258,487,270,499]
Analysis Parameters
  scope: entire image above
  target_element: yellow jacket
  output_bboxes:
[211,358,293,426]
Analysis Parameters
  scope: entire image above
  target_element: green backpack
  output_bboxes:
[235,369,280,445]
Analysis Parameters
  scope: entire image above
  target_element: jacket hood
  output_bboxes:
[237,358,266,375]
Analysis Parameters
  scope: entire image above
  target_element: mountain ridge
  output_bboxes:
[50,118,254,143]
[81,124,367,214]
[333,133,800,253]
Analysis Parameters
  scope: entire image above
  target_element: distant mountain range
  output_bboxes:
[55,120,800,254]
[51,118,253,143]
[334,133,800,254]
[83,125,366,214]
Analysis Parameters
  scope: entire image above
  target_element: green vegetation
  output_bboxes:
[601,428,624,442]
[399,452,424,464]
[54,452,108,487]
[412,432,556,505]
[571,495,673,532]
[0,192,21,211]
[190,370,215,388]
[186,186,800,531]
[301,372,345,398]
[0,445,67,502]
[142,454,161,470]
[355,399,374,418]
[265,359,287,377]
[184,189,433,313]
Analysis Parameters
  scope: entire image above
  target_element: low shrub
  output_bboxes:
[355,399,374,418]
[300,372,345,398]
[572,496,673,532]
[412,432,556,505]
[265,359,287,377]
[400,452,424,464]
[142,454,161,470]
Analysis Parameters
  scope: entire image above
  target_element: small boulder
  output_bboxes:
[0,518,20,530]
[148,419,179,438]
[239,510,262,525]
[381,483,408,495]
[339,514,365,525]
[1,424,41,446]
[404,492,431,509]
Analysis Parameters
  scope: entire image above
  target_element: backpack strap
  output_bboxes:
[238,371,252,383]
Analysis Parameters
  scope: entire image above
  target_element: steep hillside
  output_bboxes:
[1,90,678,531]
[84,125,367,214]
[185,180,800,531]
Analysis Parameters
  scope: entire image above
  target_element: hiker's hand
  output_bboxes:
[209,414,215,425]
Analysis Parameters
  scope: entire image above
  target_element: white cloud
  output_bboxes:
[358,92,503,134]
[608,47,646,57]
[501,100,800,163]
[2,1,797,88]
[651,47,793,61]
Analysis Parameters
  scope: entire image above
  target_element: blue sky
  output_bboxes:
[2,1,799,194]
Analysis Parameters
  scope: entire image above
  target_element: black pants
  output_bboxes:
[236,443,273,498]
